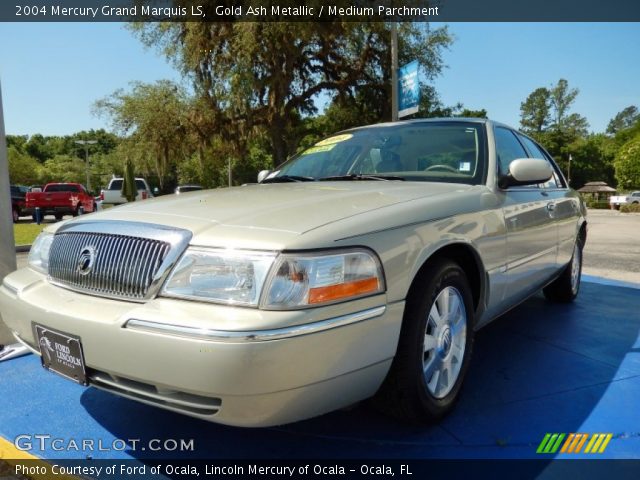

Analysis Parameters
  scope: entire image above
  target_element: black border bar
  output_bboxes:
[2,0,640,22]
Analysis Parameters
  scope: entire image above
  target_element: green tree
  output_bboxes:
[607,106,639,135]
[549,79,589,137]
[456,108,488,119]
[519,79,590,171]
[6,135,28,153]
[94,81,191,190]
[130,21,454,166]
[25,134,54,163]
[565,134,616,188]
[7,146,41,185]
[40,155,85,184]
[520,87,552,134]
[614,137,640,190]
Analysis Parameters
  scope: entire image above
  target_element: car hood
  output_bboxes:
[75,182,473,248]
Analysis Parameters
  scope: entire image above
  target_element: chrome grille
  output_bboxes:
[48,231,172,301]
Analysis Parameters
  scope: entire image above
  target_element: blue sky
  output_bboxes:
[0,22,638,136]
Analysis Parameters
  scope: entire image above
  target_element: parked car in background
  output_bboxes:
[174,185,203,194]
[610,191,640,208]
[10,185,29,223]
[100,177,153,205]
[0,119,587,427]
[24,183,96,221]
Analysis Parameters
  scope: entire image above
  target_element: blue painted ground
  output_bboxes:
[1,279,639,461]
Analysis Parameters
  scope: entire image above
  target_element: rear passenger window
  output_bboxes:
[494,127,528,175]
[518,135,547,160]
[517,134,563,189]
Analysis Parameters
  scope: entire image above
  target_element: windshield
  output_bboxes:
[270,122,486,185]
[108,179,147,190]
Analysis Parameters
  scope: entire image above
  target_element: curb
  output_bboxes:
[15,245,31,253]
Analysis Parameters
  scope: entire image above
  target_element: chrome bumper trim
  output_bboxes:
[124,305,386,342]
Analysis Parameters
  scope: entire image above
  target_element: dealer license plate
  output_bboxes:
[34,324,87,385]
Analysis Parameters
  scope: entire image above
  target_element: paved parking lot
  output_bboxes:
[582,209,640,284]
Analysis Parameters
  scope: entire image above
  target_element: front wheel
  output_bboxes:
[374,259,475,422]
[543,238,583,302]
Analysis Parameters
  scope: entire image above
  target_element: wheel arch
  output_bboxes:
[407,242,486,321]
[578,219,587,246]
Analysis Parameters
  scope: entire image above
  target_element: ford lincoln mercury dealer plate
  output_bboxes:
[34,324,87,385]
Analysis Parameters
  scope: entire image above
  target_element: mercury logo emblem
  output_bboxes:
[77,246,96,275]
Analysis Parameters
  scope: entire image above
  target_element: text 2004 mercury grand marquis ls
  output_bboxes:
[0,119,586,426]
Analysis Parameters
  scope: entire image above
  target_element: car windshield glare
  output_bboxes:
[274,122,486,185]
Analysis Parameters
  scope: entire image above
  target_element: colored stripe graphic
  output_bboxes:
[537,433,566,453]
[539,433,613,454]
[585,433,614,453]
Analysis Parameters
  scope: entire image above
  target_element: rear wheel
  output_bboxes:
[54,213,63,221]
[543,237,583,302]
[374,259,475,422]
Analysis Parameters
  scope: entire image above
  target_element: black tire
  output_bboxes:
[543,237,584,303]
[374,258,475,422]
[12,208,19,223]
[55,213,63,221]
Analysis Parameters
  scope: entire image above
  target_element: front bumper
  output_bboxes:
[0,268,403,427]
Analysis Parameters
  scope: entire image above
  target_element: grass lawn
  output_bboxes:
[13,222,46,246]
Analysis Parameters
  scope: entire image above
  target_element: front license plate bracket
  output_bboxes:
[34,324,88,386]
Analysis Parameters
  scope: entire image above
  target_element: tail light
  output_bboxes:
[100,190,104,201]
[142,191,148,200]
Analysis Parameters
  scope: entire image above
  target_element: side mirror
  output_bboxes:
[499,158,553,189]
[257,170,271,183]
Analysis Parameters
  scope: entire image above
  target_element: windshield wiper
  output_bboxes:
[261,175,316,183]
[318,174,405,181]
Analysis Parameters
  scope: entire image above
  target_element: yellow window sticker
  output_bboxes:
[314,133,353,147]
[304,144,336,155]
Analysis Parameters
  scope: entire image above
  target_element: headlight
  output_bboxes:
[262,249,385,309]
[28,232,54,274]
[161,247,385,309]
[161,248,277,306]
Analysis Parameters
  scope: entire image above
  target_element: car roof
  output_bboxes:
[343,117,513,133]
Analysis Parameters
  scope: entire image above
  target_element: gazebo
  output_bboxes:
[577,181,616,203]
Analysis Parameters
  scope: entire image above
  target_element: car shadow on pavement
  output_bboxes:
[78,282,640,460]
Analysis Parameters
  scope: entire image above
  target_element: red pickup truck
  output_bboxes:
[25,183,96,221]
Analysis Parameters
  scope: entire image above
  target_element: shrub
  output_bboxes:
[585,199,611,209]
[620,203,640,213]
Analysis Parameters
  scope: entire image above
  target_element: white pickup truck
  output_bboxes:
[100,177,154,206]
[610,191,640,208]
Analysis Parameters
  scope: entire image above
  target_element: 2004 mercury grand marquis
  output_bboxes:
[0,119,586,426]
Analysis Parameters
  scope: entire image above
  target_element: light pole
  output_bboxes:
[75,140,97,193]
[567,154,572,187]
